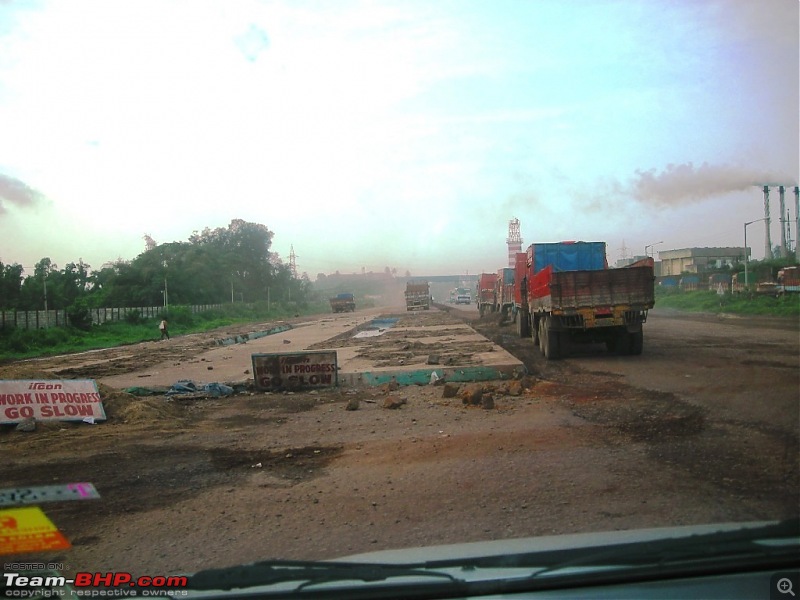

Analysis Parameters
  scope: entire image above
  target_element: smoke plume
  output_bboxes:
[0,172,46,213]
[629,162,796,206]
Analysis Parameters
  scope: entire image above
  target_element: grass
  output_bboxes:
[655,288,800,318]
[0,300,333,362]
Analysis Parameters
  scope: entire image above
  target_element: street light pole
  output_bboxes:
[744,218,767,290]
[644,241,663,258]
[43,276,48,328]
[162,260,169,311]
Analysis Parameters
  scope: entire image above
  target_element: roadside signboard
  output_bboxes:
[252,351,338,391]
[0,506,71,555]
[0,380,106,424]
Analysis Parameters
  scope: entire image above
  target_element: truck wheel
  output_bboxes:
[538,318,546,355]
[559,331,570,357]
[615,331,630,356]
[479,305,485,317]
[630,331,643,355]
[543,317,560,360]
[532,316,540,346]
[517,311,530,338]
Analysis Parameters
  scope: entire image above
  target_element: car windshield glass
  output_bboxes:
[0,1,797,598]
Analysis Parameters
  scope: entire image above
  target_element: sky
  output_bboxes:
[0,0,797,279]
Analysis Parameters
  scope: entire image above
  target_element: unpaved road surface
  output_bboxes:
[1,306,798,578]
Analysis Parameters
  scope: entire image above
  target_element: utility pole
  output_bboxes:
[744,218,766,290]
[162,260,169,311]
[43,276,48,328]
[795,186,800,262]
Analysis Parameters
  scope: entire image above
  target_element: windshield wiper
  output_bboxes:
[436,518,800,574]
[183,520,799,598]
[187,559,462,592]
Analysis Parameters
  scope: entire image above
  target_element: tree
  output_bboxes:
[6,219,313,311]
[190,219,275,302]
[0,261,24,309]
[61,260,92,306]
[18,258,57,310]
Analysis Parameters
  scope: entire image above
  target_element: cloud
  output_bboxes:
[0,172,46,213]
[628,162,797,207]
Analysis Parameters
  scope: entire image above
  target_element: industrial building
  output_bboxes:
[657,247,748,276]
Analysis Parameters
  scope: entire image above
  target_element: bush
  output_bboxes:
[67,299,93,331]
[124,309,144,325]
[160,305,196,327]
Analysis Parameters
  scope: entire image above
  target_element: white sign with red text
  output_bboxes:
[252,351,338,391]
[0,379,106,424]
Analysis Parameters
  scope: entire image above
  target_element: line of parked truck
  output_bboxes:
[477,241,656,360]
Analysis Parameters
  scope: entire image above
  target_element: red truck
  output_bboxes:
[494,267,515,319]
[515,242,655,360]
[476,273,497,316]
[512,252,529,332]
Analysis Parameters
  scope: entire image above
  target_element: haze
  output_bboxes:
[0,0,797,278]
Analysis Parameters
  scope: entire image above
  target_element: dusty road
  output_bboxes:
[1,306,797,577]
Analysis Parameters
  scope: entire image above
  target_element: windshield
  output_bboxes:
[0,1,798,598]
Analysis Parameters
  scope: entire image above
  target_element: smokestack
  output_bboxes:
[763,186,773,259]
[507,218,522,268]
[779,186,788,258]
[795,186,800,262]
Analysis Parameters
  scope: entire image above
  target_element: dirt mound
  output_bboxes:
[98,385,185,424]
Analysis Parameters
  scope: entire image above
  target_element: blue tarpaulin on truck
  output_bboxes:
[530,242,607,274]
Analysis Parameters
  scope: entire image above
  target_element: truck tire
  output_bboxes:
[630,330,643,355]
[558,331,570,357]
[615,330,630,356]
[538,318,546,355]
[532,316,540,347]
[479,305,485,317]
[543,316,560,360]
[517,310,530,338]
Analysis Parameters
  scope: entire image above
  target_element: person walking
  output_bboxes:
[159,318,170,340]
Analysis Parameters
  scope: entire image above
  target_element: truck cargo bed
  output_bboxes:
[533,265,655,312]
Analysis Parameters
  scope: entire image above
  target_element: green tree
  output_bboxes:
[0,261,24,309]
[189,219,275,302]
[19,258,57,310]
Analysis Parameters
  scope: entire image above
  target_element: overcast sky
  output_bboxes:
[0,0,797,278]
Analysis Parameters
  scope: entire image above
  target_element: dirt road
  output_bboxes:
[1,306,797,577]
